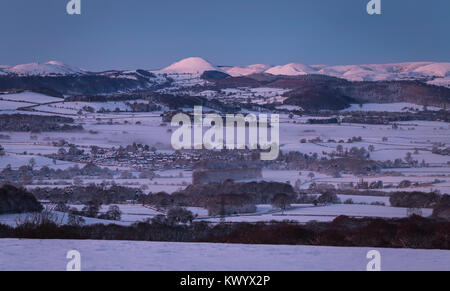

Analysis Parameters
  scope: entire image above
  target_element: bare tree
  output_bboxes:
[271,193,293,214]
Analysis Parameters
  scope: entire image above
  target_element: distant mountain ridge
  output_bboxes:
[0,57,449,111]
[0,61,88,76]
[225,61,450,86]
[1,58,449,87]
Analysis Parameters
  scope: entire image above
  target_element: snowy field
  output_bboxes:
[0,239,448,271]
[200,204,433,224]
[67,204,163,223]
[0,211,131,227]
[0,100,34,111]
[261,169,450,195]
[0,201,433,226]
[341,103,441,112]
[0,91,62,104]
[32,100,155,115]
[0,153,80,170]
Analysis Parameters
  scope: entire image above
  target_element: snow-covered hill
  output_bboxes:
[158,57,219,74]
[413,63,450,77]
[3,61,87,76]
[265,63,317,76]
[311,62,449,82]
[222,61,450,87]
[261,62,450,81]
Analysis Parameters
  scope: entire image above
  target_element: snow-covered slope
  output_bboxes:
[0,91,63,103]
[159,57,219,74]
[265,63,316,76]
[4,61,86,76]
[224,64,271,77]
[413,63,450,77]
[428,76,450,88]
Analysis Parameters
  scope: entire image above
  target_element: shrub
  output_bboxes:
[390,191,441,208]
[68,213,85,226]
[0,185,43,214]
[314,192,341,205]
[206,194,257,216]
[167,207,195,224]
[15,209,60,228]
[432,195,450,220]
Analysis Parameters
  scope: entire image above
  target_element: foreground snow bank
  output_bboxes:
[0,239,449,271]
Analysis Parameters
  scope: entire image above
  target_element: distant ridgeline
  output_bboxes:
[193,161,262,185]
